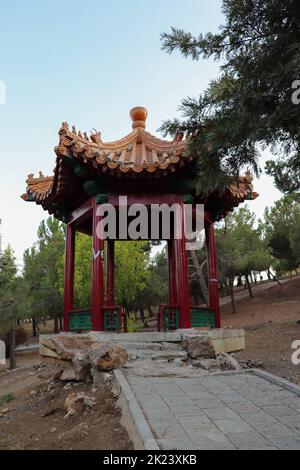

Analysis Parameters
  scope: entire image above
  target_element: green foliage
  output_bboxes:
[59,232,92,309]
[133,247,168,310]
[161,0,300,193]
[0,393,15,405]
[126,317,144,333]
[263,194,300,270]
[22,217,65,328]
[216,206,273,281]
[115,241,150,308]
[0,246,19,333]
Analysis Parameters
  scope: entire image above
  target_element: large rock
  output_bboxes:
[183,331,215,359]
[60,368,76,382]
[90,344,128,371]
[72,352,91,381]
[217,352,241,371]
[40,335,94,361]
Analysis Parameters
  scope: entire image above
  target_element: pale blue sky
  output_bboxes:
[0,0,281,265]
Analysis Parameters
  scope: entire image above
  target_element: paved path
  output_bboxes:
[127,372,300,450]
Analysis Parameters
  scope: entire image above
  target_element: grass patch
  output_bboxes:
[0,393,15,406]
[127,318,144,333]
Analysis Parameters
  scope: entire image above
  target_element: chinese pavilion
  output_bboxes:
[22,107,257,333]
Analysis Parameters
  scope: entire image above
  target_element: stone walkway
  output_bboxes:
[126,372,300,450]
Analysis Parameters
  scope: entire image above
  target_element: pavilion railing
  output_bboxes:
[190,306,216,328]
[157,305,217,331]
[102,305,123,333]
[158,304,180,332]
[68,308,92,332]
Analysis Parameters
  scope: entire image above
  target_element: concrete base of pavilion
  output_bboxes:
[39,328,245,359]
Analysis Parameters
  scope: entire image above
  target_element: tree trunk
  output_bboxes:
[246,275,253,298]
[32,318,37,337]
[59,314,63,331]
[189,251,209,305]
[53,313,59,334]
[139,307,148,326]
[229,280,236,314]
[268,268,281,286]
[147,306,154,318]
[9,328,16,370]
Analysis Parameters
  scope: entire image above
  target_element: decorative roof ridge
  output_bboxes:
[56,120,187,154]
[26,173,53,184]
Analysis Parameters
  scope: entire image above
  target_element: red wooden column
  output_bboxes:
[174,201,191,329]
[205,218,221,328]
[92,198,104,331]
[106,239,115,305]
[64,223,75,332]
[167,239,177,305]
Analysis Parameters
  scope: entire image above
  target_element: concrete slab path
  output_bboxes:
[126,371,300,450]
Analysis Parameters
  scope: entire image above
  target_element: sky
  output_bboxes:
[0,0,282,267]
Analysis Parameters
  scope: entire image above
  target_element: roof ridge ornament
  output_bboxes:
[130,106,147,129]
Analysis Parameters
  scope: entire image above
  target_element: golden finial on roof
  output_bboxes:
[130,106,148,129]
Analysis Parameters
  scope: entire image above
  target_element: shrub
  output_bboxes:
[0,393,15,405]
[127,317,144,333]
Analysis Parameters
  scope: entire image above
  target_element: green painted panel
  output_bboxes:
[69,311,92,331]
[104,308,119,332]
[164,307,179,331]
[191,308,216,328]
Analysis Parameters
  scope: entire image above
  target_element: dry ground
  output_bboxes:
[0,359,133,450]
[221,277,300,385]
[1,277,300,450]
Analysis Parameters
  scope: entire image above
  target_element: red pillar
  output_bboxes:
[92,198,104,331]
[64,223,75,332]
[205,219,221,328]
[174,201,191,329]
[167,239,177,305]
[106,239,115,305]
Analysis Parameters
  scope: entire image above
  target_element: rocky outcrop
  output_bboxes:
[217,352,241,371]
[90,345,128,372]
[41,335,94,361]
[40,335,128,381]
[183,331,215,359]
[72,352,91,381]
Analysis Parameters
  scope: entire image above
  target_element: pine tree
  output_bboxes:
[0,246,18,369]
[160,0,300,194]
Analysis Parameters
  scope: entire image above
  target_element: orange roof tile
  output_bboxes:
[21,107,258,218]
[54,107,191,175]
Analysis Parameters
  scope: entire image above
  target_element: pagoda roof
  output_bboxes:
[21,106,258,219]
[54,106,191,175]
